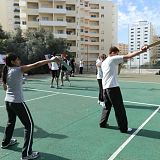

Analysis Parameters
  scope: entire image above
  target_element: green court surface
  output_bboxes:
[0,73,160,160]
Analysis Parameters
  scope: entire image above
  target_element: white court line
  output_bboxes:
[108,106,160,160]
[0,93,58,108]
[23,88,160,160]
[1,87,159,159]
[120,80,160,85]
[24,88,160,107]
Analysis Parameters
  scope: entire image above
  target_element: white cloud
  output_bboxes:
[118,1,160,34]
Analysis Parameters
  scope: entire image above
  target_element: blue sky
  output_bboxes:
[112,0,160,43]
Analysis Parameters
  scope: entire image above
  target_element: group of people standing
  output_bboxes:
[1,45,148,159]
[50,53,84,88]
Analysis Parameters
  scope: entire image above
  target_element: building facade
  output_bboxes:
[0,0,20,32]
[0,0,118,65]
[128,21,155,68]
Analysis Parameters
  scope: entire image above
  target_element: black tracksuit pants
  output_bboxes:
[97,79,104,102]
[2,101,34,157]
[99,87,128,133]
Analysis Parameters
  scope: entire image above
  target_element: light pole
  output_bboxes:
[86,45,88,72]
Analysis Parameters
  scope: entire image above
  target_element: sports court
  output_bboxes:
[0,73,160,160]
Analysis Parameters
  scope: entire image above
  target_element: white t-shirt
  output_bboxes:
[102,55,124,89]
[79,60,84,67]
[51,56,59,70]
[96,59,103,79]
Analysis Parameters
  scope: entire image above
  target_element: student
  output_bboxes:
[60,57,71,86]
[96,54,106,107]
[1,53,59,160]
[79,59,84,74]
[70,56,75,77]
[99,45,148,133]
[50,52,60,89]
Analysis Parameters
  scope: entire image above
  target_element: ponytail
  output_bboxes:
[2,53,18,84]
[2,65,8,84]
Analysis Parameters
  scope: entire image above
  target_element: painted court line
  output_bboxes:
[108,106,160,160]
[0,93,58,108]
[120,80,160,85]
[24,88,160,107]
[23,88,160,159]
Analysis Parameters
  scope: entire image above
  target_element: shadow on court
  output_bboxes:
[0,125,68,139]
[7,146,71,160]
[100,126,160,139]
[61,85,98,91]
[125,104,157,111]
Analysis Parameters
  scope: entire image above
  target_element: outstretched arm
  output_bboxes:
[21,57,60,73]
[123,45,148,60]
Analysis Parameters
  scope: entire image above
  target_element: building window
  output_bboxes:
[14,9,20,12]
[57,18,63,21]
[14,15,20,18]
[101,6,104,9]
[14,3,19,6]
[57,30,64,34]
[57,5,63,9]
[101,14,104,18]
[42,17,49,21]
[22,21,26,25]
[15,21,20,24]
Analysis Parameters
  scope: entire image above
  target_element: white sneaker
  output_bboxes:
[21,151,40,160]
[127,128,132,132]
[100,102,105,107]
[97,100,100,104]
[1,139,17,149]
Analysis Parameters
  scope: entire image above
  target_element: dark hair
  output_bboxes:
[2,53,18,84]
[99,54,106,61]
[109,46,119,55]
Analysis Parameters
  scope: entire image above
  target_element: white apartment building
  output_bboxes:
[0,0,118,65]
[128,21,155,68]
[0,0,20,32]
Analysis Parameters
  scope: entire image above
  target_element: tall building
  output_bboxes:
[128,21,155,68]
[0,0,118,64]
[151,35,160,64]
[117,43,128,55]
[0,0,20,32]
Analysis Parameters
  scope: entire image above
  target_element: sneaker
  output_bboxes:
[56,86,62,89]
[50,85,54,88]
[127,128,132,132]
[100,102,105,107]
[97,100,100,104]
[1,139,17,149]
[21,151,40,160]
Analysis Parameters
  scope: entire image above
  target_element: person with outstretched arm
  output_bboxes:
[99,45,148,133]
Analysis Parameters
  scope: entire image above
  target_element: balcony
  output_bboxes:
[66,10,76,16]
[66,0,77,4]
[20,13,27,18]
[54,33,67,39]
[39,8,66,14]
[68,46,77,52]
[28,21,39,27]
[66,22,76,28]
[39,20,67,26]
[67,34,77,40]
[19,0,26,7]
[27,9,39,15]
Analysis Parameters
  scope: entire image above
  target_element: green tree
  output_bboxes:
[0,25,9,54]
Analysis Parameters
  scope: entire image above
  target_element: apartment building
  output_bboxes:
[117,43,128,55]
[0,0,20,32]
[151,35,160,64]
[128,21,155,68]
[0,0,117,64]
